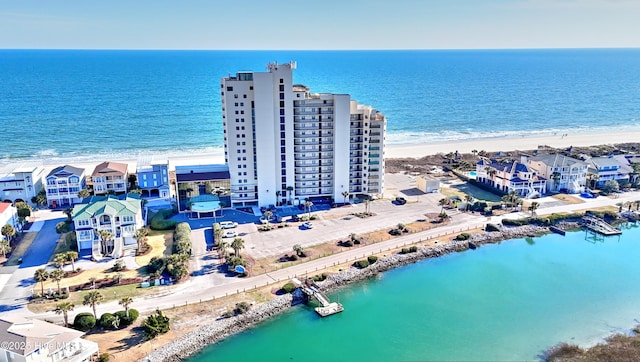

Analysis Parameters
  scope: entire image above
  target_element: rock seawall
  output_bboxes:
[143,224,567,361]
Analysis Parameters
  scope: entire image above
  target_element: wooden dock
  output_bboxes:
[292,278,344,317]
[582,215,622,236]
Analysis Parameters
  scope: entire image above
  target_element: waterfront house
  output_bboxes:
[0,315,99,362]
[0,163,45,206]
[175,164,230,213]
[136,156,171,199]
[525,154,588,193]
[221,61,386,207]
[475,158,547,197]
[0,202,19,238]
[90,161,128,195]
[72,195,143,259]
[45,165,86,208]
[585,156,631,188]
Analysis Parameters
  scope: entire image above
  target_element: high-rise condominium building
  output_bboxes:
[221,61,385,207]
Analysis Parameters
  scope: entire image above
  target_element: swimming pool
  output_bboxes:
[469,171,477,177]
[191,201,221,213]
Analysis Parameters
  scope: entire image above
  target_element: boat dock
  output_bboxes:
[292,278,343,317]
[582,215,622,236]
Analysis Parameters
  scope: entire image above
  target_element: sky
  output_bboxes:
[0,0,639,50]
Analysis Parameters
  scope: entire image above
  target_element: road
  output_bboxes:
[3,187,640,322]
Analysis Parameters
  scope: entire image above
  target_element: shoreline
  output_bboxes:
[4,128,640,171]
[145,224,561,362]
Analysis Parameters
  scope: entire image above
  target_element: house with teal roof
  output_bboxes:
[72,195,144,259]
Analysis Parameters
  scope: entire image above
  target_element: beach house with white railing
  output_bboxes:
[45,165,86,208]
[475,158,547,197]
[525,154,588,193]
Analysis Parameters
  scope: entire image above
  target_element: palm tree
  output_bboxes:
[528,201,540,216]
[364,199,371,215]
[54,253,67,270]
[263,210,273,225]
[0,240,11,258]
[54,301,75,327]
[230,237,245,257]
[1,224,16,244]
[34,268,49,296]
[83,290,104,320]
[49,269,65,294]
[77,188,91,199]
[65,251,78,272]
[286,186,294,204]
[213,224,223,247]
[134,228,148,254]
[341,191,350,205]
[304,200,313,218]
[34,190,47,207]
[98,230,114,256]
[218,240,230,262]
[119,297,133,318]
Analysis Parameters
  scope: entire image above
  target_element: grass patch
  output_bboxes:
[5,232,38,266]
[135,233,172,267]
[551,194,585,204]
[48,234,74,262]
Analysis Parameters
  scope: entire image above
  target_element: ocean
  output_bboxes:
[189,225,640,361]
[2,49,640,166]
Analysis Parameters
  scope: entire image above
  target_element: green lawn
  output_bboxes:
[452,183,502,202]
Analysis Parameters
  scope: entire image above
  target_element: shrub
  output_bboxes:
[455,233,471,241]
[281,282,296,294]
[234,302,251,315]
[149,209,177,230]
[98,352,111,362]
[112,259,126,272]
[367,255,378,264]
[99,313,116,329]
[143,309,170,340]
[354,259,370,269]
[485,223,500,232]
[147,256,167,275]
[173,222,192,255]
[311,273,328,282]
[73,312,96,331]
[114,309,139,326]
[409,246,418,253]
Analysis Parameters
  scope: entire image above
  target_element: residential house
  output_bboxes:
[0,315,99,362]
[72,195,143,259]
[614,154,640,185]
[475,158,547,197]
[90,161,128,195]
[44,165,86,208]
[0,202,19,238]
[585,156,630,188]
[0,164,45,206]
[175,164,230,212]
[525,154,588,193]
[136,157,171,199]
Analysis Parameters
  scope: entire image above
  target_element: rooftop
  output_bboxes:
[92,161,129,176]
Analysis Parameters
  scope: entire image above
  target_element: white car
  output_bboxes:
[302,221,313,229]
[222,230,237,238]
[219,221,238,229]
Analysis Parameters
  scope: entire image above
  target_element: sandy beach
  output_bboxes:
[8,128,640,174]
[385,129,640,159]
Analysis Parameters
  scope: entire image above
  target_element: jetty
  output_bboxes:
[581,215,622,236]
[292,278,343,317]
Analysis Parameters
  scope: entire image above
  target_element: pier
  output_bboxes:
[292,278,344,317]
[582,215,622,236]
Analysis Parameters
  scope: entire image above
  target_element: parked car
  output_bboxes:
[222,230,237,238]
[219,221,238,229]
[289,214,301,222]
[395,196,407,205]
[302,221,313,229]
[259,217,269,224]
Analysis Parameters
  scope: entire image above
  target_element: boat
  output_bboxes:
[315,302,344,317]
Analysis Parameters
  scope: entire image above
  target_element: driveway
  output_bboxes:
[0,217,64,313]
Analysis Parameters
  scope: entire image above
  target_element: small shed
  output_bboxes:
[416,176,441,193]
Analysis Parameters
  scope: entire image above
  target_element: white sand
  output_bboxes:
[386,129,640,158]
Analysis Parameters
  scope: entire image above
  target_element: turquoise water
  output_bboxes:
[190,225,640,361]
[2,49,640,165]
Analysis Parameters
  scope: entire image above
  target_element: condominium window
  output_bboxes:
[234,102,238,106]
[234,94,238,98]
[227,86,233,91]
[243,94,247,98]
[279,85,284,91]
[280,109,285,115]
[240,102,244,106]
[280,78,283,83]
[237,142,241,146]
[280,101,285,107]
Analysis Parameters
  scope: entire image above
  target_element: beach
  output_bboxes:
[385,129,640,159]
[13,129,640,175]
